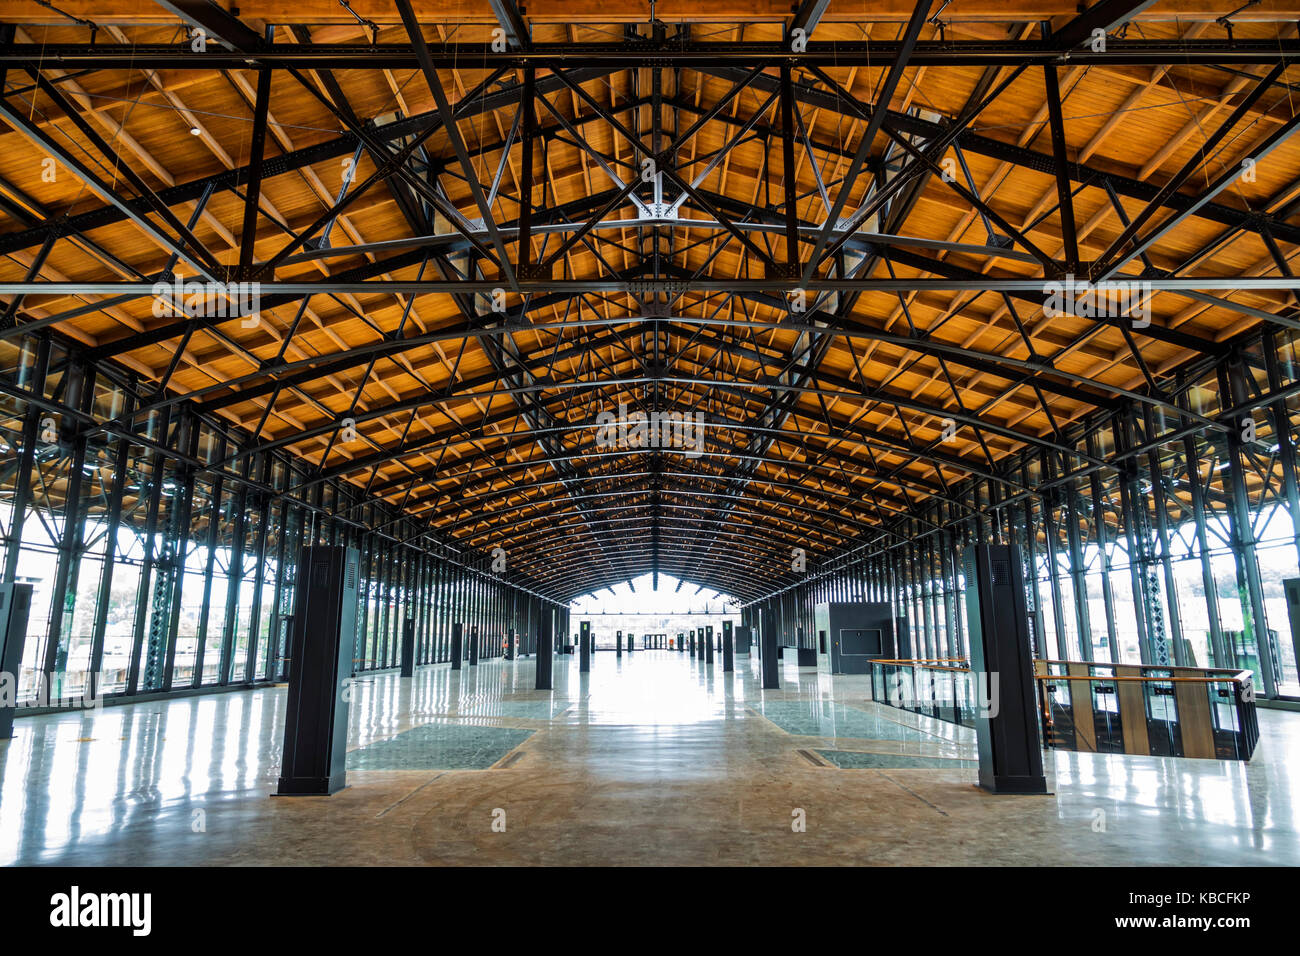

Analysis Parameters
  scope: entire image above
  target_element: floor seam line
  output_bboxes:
[878,771,950,817]
[375,772,446,818]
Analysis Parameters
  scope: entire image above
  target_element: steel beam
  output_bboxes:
[2,39,1297,69]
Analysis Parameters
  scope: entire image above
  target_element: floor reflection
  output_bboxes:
[0,650,1296,865]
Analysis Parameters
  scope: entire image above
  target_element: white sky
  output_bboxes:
[568,572,738,615]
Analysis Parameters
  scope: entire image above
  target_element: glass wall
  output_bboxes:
[745,338,1300,701]
[0,334,553,708]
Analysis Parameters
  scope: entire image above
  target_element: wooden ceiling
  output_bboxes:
[1,1,1298,601]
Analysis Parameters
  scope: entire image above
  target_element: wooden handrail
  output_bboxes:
[1036,671,1252,685]
[1035,658,1246,676]
[875,659,1253,686]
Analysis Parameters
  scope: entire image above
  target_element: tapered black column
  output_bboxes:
[506,627,515,660]
[469,624,479,665]
[689,630,696,657]
[277,545,358,796]
[450,622,463,670]
[616,630,623,657]
[0,583,33,740]
[722,620,734,672]
[535,608,553,690]
[627,631,633,654]
[400,618,416,677]
[705,625,714,664]
[579,620,591,672]
[964,544,1048,794]
[760,616,780,689]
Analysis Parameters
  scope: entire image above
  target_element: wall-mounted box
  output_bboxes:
[814,602,909,674]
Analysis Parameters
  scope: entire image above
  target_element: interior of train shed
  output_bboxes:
[0,0,1297,872]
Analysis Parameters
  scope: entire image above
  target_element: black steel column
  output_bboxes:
[216,464,249,685]
[0,583,32,740]
[627,631,633,654]
[1224,440,1279,693]
[277,545,358,796]
[469,623,479,666]
[536,606,553,689]
[1266,333,1300,576]
[722,620,734,672]
[1065,484,1095,661]
[579,619,591,672]
[1086,437,1121,662]
[87,386,133,697]
[450,621,463,670]
[963,543,1048,795]
[1040,463,1071,659]
[192,449,225,688]
[616,629,622,657]
[760,611,780,689]
[705,625,714,663]
[1,336,48,585]
[400,618,416,677]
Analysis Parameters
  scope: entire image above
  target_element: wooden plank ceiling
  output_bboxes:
[0,1,1297,600]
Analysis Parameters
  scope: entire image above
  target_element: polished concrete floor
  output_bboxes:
[1,650,1296,865]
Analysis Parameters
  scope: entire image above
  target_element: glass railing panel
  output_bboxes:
[873,659,1257,763]
[1144,678,1181,756]
[1091,670,1124,753]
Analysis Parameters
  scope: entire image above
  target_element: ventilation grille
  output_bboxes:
[992,558,1012,587]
